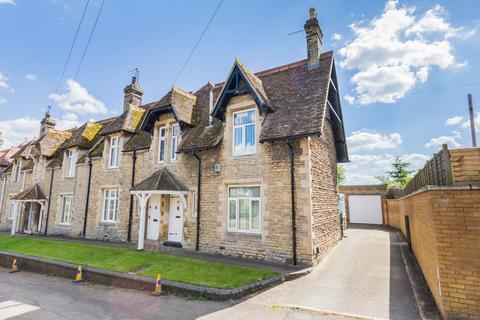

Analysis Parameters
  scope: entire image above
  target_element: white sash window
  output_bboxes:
[233,109,256,156]
[227,186,261,233]
[108,136,120,168]
[60,195,74,224]
[102,189,119,222]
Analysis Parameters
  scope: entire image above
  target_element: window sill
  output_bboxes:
[99,221,117,226]
[58,223,72,229]
[232,153,256,158]
[106,167,119,171]
[226,231,262,238]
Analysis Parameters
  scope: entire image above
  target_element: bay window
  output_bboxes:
[108,136,120,168]
[233,109,256,156]
[102,188,119,222]
[158,127,166,163]
[227,186,261,233]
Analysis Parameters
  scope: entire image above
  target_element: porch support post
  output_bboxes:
[10,201,18,236]
[37,201,45,233]
[135,192,151,250]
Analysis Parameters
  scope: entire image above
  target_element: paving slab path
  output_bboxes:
[202,225,424,320]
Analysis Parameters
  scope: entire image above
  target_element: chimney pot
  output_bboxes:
[309,8,317,19]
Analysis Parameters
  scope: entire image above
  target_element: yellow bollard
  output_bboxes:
[72,265,85,283]
[151,273,162,296]
[9,258,19,273]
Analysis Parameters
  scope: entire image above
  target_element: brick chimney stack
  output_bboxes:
[304,8,323,70]
[124,76,144,111]
[40,110,56,136]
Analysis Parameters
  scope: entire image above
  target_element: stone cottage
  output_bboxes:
[0,8,348,265]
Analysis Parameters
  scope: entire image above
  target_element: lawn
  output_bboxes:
[0,235,278,289]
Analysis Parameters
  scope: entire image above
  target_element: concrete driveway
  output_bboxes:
[202,225,422,320]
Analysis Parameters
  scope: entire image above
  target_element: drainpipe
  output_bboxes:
[44,168,55,236]
[193,150,202,252]
[127,148,137,242]
[82,157,93,238]
[286,141,297,265]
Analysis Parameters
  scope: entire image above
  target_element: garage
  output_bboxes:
[347,195,383,224]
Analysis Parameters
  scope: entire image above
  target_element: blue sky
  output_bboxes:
[0,0,479,184]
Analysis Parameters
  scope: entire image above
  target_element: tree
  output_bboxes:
[337,164,346,185]
[376,156,413,189]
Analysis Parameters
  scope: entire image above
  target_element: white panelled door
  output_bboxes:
[168,196,184,242]
[146,196,161,240]
[348,195,383,224]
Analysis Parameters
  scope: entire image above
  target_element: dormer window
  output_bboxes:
[233,109,256,156]
[170,124,179,161]
[158,126,166,163]
[65,149,77,177]
[108,136,120,169]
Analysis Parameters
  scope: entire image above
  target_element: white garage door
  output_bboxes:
[348,195,383,224]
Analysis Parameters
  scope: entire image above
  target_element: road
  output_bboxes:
[0,269,229,320]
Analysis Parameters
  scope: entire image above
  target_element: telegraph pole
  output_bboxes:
[468,94,477,147]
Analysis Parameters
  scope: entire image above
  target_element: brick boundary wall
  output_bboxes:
[386,186,480,319]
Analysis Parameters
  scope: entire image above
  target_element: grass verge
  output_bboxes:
[0,235,278,289]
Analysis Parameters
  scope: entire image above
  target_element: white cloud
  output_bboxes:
[0,97,6,104]
[0,117,39,148]
[344,152,430,185]
[460,112,480,132]
[446,115,463,126]
[48,79,107,116]
[56,113,81,130]
[347,130,402,152]
[0,72,10,90]
[425,131,461,148]
[339,0,468,105]
[0,113,82,148]
[0,0,15,4]
[332,33,343,41]
[25,74,38,82]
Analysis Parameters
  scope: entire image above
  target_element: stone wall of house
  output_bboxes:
[0,169,34,231]
[177,96,314,265]
[309,119,341,262]
[386,187,480,319]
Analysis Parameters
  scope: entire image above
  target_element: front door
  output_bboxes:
[146,196,161,240]
[168,196,183,243]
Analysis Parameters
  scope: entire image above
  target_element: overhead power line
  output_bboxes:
[173,0,224,84]
[74,0,107,80]
[409,81,480,96]
[53,0,90,95]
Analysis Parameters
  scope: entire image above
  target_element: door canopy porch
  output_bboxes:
[130,168,189,250]
[10,184,47,236]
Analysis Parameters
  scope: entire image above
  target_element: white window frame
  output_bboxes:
[170,124,180,161]
[60,195,74,225]
[65,149,77,177]
[157,126,167,163]
[102,188,119,223]
[232,109,256,156]
[12,160,21,183]
[227,185,261,234]
[108,136,120,169]
[8,201,16,220]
